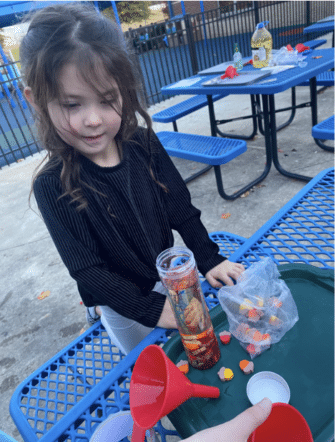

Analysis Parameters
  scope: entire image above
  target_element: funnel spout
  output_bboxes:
[192,383,220,399]
[131,422,146,442]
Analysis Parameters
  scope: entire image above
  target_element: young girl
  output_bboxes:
[21,3,244,355]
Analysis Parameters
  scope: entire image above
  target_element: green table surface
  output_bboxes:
[163,264,334,441]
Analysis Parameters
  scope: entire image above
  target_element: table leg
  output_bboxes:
[212,95,259,140]
[258,88,297,136]
[268,94,311,181]
[276,87,297,131]
[310,76,318,128]
[207,95,217,138]
[207,95,272,200]
[184,165,213,184]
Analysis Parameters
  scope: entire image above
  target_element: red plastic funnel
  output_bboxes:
[249,403,314,442]
[130,345,220,442]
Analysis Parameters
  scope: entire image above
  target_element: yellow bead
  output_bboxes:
[224,368,234,381]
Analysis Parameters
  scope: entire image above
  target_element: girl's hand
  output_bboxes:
[157,298,178,329]
[184,297,204,330]
[206,260,245,288]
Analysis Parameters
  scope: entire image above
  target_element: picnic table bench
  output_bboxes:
[312,111,335,152]
[304,19,335,36]
[152,93,228,132]
[299,69,334,87]
[9,168,334,442]
[312,115,335,140]
[156,131,247,190]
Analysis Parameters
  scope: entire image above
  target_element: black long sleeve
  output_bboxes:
[33,128,225,327]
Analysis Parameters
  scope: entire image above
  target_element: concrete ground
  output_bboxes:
[0,37,334,441]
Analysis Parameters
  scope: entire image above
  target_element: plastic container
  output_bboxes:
[156,247,220,370]
[162,264,334,441]
[233,43,243,71]
[251,21,273,68]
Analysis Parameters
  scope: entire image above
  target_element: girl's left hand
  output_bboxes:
[205,260,245,288]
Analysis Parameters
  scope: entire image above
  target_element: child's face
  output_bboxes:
[47,63,123,164]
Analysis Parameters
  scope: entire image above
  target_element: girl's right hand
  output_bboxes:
[157,298,178,329]
[184,297,204,331]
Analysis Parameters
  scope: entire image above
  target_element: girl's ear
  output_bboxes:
[24,87,40,112]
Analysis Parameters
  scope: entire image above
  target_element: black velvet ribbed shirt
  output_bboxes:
[33,128,226,327]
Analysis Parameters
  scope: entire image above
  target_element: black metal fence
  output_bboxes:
[0,53,40,168]
[0,0,334,168]
[128,0,334,105]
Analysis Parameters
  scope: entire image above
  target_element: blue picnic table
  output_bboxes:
[9,167,334,442]
[161,48,334,190]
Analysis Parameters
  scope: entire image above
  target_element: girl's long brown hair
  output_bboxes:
[20,2,162,212]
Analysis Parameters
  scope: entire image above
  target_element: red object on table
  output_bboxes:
[243,59,253,66]
[219,332,231,345]
[296,43,310,53]
[130,345,219,442]
[221,66,239,80]
[249,403,313,442]
[287,43,310,53]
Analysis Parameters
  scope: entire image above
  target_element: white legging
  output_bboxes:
[99,282,168,355]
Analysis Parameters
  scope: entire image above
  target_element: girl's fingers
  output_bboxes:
[227,269,239,279]
[226,279,235,286]
[206,274,223,288]
[220,275,234,286]
[232,264,245,274]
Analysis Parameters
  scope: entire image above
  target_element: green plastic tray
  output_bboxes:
[163,264,334,441]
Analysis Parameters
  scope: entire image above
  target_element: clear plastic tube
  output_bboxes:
[156,247,220,370]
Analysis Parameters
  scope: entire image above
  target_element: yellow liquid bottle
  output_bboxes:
[251,21,273,68]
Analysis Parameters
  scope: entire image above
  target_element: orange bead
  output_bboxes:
[177,360,189,374]
[239,360,250,370]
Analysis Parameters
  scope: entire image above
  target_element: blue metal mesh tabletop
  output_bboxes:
[10,232,246,442]
[9,325,178,442]
[201,168,334,309]
[161,49,335,96]
[231,167,334,269]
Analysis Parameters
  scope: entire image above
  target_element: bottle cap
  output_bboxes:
[247,371,290,404]
[257,21,269,29]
